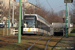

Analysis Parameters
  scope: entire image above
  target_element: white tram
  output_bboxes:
[21,14,50,35]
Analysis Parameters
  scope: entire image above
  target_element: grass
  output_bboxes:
[0,35,44,50]
[68,33,75,36]
[0,39,29,50]
[0,43,21,50]
[71,28,75,33]
[0,36,74,50]
[68,28,75,36]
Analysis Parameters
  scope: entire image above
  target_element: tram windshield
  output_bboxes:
[24,16,35,28]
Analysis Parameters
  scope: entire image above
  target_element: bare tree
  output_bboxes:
[58,10,65,17]
[25,4,63,24]
[2,1,63,24]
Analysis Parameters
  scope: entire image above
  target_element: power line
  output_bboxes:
[68,5,74,10]
[70,4,75,8]
[35,0,40,5]
[46,0,52,10]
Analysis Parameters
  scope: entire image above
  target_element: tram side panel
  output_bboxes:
[36,20,50,35]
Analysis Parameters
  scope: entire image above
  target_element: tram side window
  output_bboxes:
[43,23,46,30]
[46,27,50,32]
[48,27,50,32]
[35,19,37,28]
[40,23,46,31]
[37,21,41,29]
[41,22,44,29]
[41,23,48,31]
[47,27,48,31]
[37,20,50,32]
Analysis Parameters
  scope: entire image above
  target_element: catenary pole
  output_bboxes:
[68,8,70,27]
[18,0,21,43]
[12,0,14,27]
[33,6,35,14]
[8,0,10,28]
[22,2,24,26]
[24,0,25,14]
[65,3,68,37]
[22,5,23,25]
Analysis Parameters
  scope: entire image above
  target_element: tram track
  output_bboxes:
[51,36,63,50]
[45,36,54,50]
[27,36,53,50]
[27,36,63,50]
[46,36,63,50]
[0,35,45,47]
[28,36,47,50]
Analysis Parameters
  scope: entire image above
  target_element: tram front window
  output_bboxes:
[24,17,35,28]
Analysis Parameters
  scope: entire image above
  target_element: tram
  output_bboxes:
[21,14,50,35]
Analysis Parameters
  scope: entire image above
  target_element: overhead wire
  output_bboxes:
[70,4,75,8]
[68,5,73,15]
[35,0,40,5]
[68,5,74,10]
[46,0,53,10]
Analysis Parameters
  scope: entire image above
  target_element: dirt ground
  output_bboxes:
[53,36,75,50]
[0,35,75,50]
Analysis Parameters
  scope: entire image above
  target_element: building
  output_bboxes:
[0,0,40,16]
[16,0,40,10]
[0,0,40,9]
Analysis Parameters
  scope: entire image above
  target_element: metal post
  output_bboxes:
[22,0,25,26]
[65,3,68,37]
[22,4,24,26]
[68,8,70,27]
[18,0,21,43]
[33,6,35,14]
[12,0,14,27]
[8,0,10,28]
[24,0,25,14]
[7,19,8,35]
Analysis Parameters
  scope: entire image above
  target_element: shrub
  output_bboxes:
[71,28,75,33]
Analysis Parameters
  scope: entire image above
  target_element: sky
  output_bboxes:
[16,0,73,13]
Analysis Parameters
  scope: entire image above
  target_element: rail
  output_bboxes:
[28,36,47,50]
